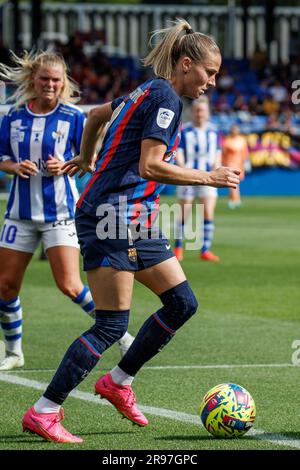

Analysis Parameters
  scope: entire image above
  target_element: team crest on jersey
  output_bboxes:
[52,130,65,143]
[156,108,174,129]
[128,247,137,263]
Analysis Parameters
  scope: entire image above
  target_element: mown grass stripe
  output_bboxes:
[3,363,298,373]
[1,372,300,450]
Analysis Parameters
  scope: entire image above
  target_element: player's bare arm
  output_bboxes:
[0,159,38,178]
[176,148,186,168]
[62,103,113,177]
[139,139,241,188]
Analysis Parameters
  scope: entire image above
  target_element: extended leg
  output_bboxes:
[0,248,32,370]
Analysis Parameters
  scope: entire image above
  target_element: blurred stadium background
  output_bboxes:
[0,0,300,197]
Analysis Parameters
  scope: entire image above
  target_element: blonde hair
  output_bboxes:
[0,49,80,108]
[193,95,209,106]
[142,18,220,80]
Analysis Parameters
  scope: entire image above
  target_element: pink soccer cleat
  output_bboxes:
[95,373,149,427]
[22,407,83,444]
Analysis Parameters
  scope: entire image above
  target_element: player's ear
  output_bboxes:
[181,56,192,74]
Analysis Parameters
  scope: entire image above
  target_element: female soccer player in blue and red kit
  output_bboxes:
[22,20,241,443]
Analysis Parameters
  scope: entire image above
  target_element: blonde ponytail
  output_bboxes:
[142,18,220,80]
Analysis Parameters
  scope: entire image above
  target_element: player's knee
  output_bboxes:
[159,281,198,329]
[176,286,198,320]
[57,281,82,299]
[88,312,129,344]
[185,288,198,318]
[0,277,20,301]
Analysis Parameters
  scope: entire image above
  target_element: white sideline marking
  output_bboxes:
[144,363,298,370]
[0,340,5,362]
[1,372,300,450]
[3,362,298,373]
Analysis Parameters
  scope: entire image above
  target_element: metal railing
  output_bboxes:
[0,2,299,62]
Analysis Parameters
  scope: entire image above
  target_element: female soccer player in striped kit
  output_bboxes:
[174,95,222,262]
[22,20,240,443]
[0,50,133,370]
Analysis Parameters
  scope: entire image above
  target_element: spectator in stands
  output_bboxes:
[266,113,281,131]
[214,91,231,113]
[262,93,280,116]
[217,67,234,92]
[281,109,297,135]
[269,79,288,104]
[248,95,264,116]
[233,93,249,112]
[250,45,267,79]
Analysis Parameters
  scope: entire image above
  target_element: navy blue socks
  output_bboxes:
[44,309,129,404]
[118,281,198,376]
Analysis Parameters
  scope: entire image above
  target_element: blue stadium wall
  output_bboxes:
[163,168,300,196]
[220,168,300,196]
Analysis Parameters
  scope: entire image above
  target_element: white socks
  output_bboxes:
[118,331,133,343]
[34,396,61,414]
[110,365,134,386]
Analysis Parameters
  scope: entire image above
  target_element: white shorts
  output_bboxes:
[0,218,80,253]
[177,185,218,201]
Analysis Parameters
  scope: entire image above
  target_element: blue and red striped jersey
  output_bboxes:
[77,78,182,228]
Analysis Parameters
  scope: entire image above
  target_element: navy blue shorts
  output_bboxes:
[75,208,175,272]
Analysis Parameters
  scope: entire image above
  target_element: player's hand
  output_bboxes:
[62,155,96,178]
[47,155,65,176]
[14,160,39,178]
[207,166,241,189]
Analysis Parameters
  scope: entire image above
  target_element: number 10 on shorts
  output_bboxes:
[0,224,17,244]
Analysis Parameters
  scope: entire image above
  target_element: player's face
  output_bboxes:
[192,102,210,126]
[33,65,65,105]
[182,53,221,99]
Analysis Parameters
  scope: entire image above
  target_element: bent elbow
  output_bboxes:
[139,164,154,180]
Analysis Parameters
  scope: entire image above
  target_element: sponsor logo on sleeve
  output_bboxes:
[156,108,175,129]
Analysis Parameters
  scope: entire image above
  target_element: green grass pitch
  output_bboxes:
[0,196,299,450]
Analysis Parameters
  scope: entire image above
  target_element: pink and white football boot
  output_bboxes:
[95,373,149,427]
[22,407,83,444]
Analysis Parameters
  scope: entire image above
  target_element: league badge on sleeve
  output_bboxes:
[156,108,175,129]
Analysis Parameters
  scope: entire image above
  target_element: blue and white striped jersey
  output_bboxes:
[178,122,221,172]
[0,102,85,223]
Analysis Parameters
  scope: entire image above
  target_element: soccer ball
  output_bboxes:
[199,383,256,438]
